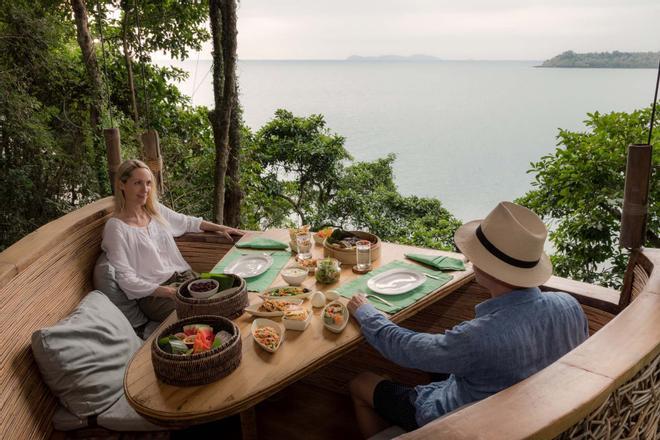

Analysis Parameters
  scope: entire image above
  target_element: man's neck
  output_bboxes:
[488,285,518,298]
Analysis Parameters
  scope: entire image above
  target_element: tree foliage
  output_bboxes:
[517,107,659,288]
[243,110,461,250]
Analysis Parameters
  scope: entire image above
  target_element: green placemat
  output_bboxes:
[336,260,452,314]
[210,249,292,292]
[235,237,288,250]
[404,253,465,271]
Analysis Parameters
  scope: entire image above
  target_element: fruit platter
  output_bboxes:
[151,315,242,386]
[157,323,230,355]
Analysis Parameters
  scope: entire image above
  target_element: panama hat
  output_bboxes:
[454,202,552,288]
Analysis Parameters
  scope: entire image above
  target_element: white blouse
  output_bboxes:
[101,203,203,300]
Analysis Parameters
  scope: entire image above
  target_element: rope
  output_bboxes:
[95,0,114,127]
[648,56,660,145]
[134,0,150,129]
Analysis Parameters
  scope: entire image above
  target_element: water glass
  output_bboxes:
[355,240,372,270]
[296,231,312,259]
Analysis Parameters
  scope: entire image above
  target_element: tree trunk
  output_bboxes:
[223,87,243,227]
[70,0,107,194]
[121,5,139,123]
[209,0,237,224]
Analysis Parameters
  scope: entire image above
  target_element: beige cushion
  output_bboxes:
[31,291,142,418]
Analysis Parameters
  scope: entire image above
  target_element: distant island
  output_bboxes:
[346,54,441,62]
[539,50,659,68]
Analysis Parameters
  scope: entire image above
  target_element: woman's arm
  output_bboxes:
[200,221,245,241]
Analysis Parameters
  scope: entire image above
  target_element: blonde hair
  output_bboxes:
[114,159,165,224]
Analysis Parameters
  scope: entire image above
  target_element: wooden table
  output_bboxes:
[124,229,474,428]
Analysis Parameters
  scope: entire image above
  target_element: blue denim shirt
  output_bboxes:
[354,287,589,427]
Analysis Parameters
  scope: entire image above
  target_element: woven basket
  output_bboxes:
[175,274,248,320]
[151,315,242,386]
[323,231,382,265]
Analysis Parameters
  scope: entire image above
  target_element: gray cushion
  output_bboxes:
[94,253,148,328]
[52,405,88,431]
[31,291,142,418]
[98,394,167,431]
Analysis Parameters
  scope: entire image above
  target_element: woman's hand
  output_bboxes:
[153,285,177,298]
[200,221,246,241]
[348,293,369,316]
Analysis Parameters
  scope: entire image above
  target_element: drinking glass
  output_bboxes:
[355,240,372,270]
[296,231,312,259]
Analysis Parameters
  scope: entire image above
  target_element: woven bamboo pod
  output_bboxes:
[151,315,242,387]
[175,274,248,320]
[556,352,660,440]
[322,231,381,265]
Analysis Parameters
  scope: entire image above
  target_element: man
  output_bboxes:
[347,201,589,438]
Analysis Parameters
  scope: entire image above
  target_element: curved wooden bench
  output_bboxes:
[0,198,234,439]
[398,249,660,440]
[1,198,657,439]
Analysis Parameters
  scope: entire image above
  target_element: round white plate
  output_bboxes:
[367,268,425,295]
[224,254,273,278]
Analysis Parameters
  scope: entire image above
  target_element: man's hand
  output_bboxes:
[348,293,369,316]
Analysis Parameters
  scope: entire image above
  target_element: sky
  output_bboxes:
[179,0,660,61]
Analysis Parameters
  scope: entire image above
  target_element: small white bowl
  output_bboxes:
[188,279,219,299]
[251,318,284,353]
[281,266,308,286]
[282,307,312,331]
[322,301,349,333]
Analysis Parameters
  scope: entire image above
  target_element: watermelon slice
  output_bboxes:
[183,323,212,336]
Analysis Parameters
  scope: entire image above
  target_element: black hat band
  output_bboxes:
[476,225,539,269]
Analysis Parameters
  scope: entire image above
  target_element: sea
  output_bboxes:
[158,59,656,221]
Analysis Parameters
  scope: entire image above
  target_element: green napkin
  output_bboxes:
[235,237,288,250]
[210,249,292,292]
[336,260,452,314]
[404,253,465,271]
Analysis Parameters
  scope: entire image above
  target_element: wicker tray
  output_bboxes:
[323,231,381,265]
[176,274,248,320]
[151,315,242,386]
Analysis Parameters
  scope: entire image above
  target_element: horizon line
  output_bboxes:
[155,57,544,63]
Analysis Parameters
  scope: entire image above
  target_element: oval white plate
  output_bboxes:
[224,254,273,278]
[258,285,312,300]
[251,318,284,353]
[245,298,304,317]
[366,268,425,295]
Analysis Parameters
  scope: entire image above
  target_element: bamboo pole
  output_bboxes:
[104,128,121,193]
[140,129,164,194]
[619,143,653,249]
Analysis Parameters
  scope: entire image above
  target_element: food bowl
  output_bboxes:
[313,227,335,245]
[280,266,308,286]
[322,301,349,333]
[251,318,284,353]
[282,306,312,331]
[323,231,381,266]
[188,279,220,299]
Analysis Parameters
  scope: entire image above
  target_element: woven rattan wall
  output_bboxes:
[0,198,114,439]
[556,352,659,440]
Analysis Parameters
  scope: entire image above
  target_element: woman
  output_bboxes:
[101,159,243,322]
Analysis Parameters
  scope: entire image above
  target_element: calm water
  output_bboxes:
[161,59,655,221]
